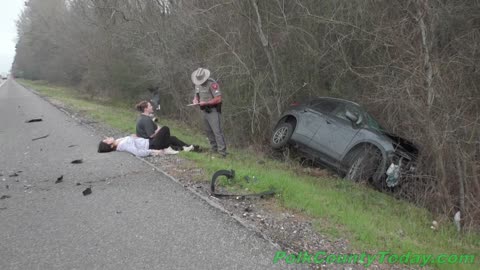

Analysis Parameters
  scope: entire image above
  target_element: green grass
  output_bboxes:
[18,79,480,269]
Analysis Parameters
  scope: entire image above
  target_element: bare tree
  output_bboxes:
[13,0,480,229]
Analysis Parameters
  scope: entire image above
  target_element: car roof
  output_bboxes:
[309,97,361,107]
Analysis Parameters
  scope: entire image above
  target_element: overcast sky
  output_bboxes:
[0,0,25,74]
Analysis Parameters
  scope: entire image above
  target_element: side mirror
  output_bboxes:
[345,110,358,123]
[346,110,363,126]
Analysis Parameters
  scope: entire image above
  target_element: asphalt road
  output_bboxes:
[0,79,285,269]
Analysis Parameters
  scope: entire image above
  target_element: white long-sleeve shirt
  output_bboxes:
[116,136,152,157]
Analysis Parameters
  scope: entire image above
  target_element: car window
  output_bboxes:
[310,100,338,114]
[334,104,362,121]
[365,112,384,131]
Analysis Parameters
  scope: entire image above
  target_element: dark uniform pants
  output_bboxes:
[202,108,226,155]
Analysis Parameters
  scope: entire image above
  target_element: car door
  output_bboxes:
[310,103,362,162]
[293,99,337,146]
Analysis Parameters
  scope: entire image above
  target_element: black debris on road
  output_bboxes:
[55,175,63,184]
[82,187,92,196]
[25,118,43,123]
[32,134,49,141]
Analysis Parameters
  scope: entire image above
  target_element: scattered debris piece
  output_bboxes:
[6,185,9,189]
[55,175,63,184]
[211,169,235,193]
[430,220,439,231]
[244,176,259,183]
[116,211,122,214]
[32,134,49,141]
[68,144,78,148]
[82,187,92,196]
[454,211,461,232]
[76,183,81,186]
[26,118,43,123]
[71,159,83,164]
[0,195,11,200]
[9,173,19,177]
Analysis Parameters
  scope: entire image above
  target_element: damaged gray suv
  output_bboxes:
[271,97,418,189]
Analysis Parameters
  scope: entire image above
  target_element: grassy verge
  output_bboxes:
[18,79,480,269]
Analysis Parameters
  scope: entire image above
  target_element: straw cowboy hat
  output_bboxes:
[191,68,211,85]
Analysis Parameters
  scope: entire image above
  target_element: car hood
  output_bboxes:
[382,132,419,159]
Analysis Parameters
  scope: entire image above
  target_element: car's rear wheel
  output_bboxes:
[345,147,381,182]
[271,122,294,149]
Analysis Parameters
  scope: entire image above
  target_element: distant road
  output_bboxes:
[0,79,283,270]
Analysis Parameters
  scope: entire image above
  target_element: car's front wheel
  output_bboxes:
[345,147,381,182]
[271,122,294,149]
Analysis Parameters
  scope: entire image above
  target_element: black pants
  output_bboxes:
[149,126,188,150]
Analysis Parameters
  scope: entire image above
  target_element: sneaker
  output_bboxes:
[164,146,179,155]
[183,145,194,152]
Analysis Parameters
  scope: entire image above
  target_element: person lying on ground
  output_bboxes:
[97,135,179,157]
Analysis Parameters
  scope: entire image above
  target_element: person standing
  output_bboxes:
[191,68,227,157]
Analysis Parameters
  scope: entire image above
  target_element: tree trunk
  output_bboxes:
[417,0,435,109]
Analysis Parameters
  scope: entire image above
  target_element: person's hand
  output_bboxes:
[152,126,161,136]
[199,101,208,106]
[192,98,199,104]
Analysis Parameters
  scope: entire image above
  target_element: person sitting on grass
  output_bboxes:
[98,126,195,157]
[134,100,200,152]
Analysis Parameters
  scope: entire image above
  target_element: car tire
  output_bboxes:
[271,122,294,150]
[345,147,381,182]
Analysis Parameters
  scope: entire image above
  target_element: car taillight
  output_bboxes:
[290,101,300,106]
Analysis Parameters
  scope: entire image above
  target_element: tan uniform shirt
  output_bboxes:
[195,80,221,102]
